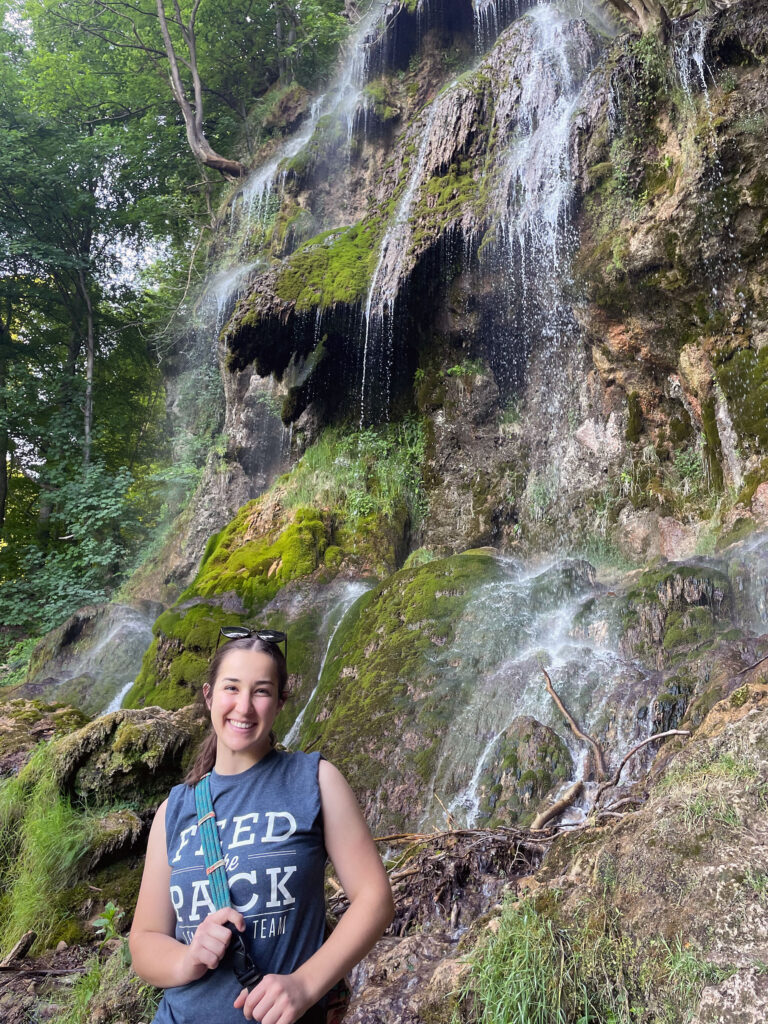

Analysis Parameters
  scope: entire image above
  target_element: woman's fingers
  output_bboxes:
[187,907,246,971]
[238,973,310,1024]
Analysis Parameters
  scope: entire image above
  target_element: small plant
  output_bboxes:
[93,901,125,947]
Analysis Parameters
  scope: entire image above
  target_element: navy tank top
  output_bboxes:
[151,749,327,1024]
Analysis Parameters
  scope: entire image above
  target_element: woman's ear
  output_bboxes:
[203,683,212,710]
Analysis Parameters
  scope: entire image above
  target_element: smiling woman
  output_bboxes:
[129,632,394,1024]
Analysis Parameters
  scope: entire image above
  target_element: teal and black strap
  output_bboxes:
[193,773,265,991]
[194,773,230,911]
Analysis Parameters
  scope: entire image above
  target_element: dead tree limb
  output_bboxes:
[530,780,584,831]
[542,669,608,779]
[594,729,690,805]
[0,932,35,968]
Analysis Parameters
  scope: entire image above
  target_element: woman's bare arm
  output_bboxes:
[234,760,394,1023]
[129,799,244,988]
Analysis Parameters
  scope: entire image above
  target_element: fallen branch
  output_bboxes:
[530,780,584,831]
[0,966,86,975]
[594,729,690,805]
[0,932,35,968]
[542,669,607,779]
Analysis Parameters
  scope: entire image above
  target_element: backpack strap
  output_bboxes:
[194,773,230,911]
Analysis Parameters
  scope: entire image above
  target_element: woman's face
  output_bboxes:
[204,648,283,764]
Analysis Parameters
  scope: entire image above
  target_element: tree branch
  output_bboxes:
[542,668,608,779]
[530,780,584,831]
[594,729,690,805]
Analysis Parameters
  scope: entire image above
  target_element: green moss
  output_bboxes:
[734,457,768,506]
[625,391,643,443]
[363,78,400,122]
[701,399,725,491]
[716,515,757,551]
[274,221,383,310]
[296,552,503,823]
[729,684,749,709]
[715,347,768,454]
[662,606,717,652]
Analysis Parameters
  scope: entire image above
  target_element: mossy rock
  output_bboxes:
[126,490,406,708]
[0,698,90,776]
[297,550,504,833]
[478,715,574,827]
[49,705,207,809]
[273,221,383,311]
[619,564,733,669]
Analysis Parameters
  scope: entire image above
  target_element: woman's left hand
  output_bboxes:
[233,971,312,1024]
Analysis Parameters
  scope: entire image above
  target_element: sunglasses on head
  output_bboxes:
[217,626,288,667]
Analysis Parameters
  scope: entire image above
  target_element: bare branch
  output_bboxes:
[594,729,690,804]
[530,780,584,831]
[542,668,608,779]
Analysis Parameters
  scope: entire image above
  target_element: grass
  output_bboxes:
[280,420,427,524]
[0,744,96,955]
[458,898,591,1024]
[49,945,161,1024]
[456,897,735,1024]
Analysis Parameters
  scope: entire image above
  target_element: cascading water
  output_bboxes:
[674,18,713,105]
[487,7,599,403]
[17,604,158,717]
[473,0,521,52]
[419,557,658,829]
[282,582,371,747]
[359,99,442,425]
[234,0,383,244]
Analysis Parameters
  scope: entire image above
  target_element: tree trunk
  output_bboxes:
[156,0,247,179]
[78,269,95,466]
[604,0,671,41]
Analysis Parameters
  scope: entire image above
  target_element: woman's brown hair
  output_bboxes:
[183,635,289,786]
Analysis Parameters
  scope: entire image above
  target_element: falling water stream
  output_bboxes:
[282,582,371,747]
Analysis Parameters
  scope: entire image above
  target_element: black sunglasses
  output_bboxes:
[217,626,288,668]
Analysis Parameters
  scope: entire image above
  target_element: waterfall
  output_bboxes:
[487,6,600,408]
[17,604,157,717]
[359,99,442,425]
[282,581,371,747]
[674,18,713,104]
[424,557,658,829]
[473,0,520,52]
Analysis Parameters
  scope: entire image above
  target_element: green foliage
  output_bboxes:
[459,897,591,1024]
[49,956,105,1024]
[0,744,96,954]
[0,635,40,687]
[458,897,733,1024]
[282,420,427,525]
[93,901,125,947]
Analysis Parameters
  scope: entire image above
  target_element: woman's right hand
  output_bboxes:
[182,907,246,981]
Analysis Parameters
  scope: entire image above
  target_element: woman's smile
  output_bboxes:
[204,648,284,770]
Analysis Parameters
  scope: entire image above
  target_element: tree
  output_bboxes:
[42,0,347,177]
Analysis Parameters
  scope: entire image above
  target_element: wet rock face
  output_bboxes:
[477,715,573,825]
[18,603,160,717]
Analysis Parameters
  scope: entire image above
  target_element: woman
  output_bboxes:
[129,630,394,1024]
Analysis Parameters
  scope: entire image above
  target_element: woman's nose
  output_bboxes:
[235,690,253,714]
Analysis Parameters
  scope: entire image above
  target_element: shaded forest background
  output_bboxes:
[0,0,347,646]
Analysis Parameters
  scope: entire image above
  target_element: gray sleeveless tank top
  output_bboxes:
[150,749,327,1024]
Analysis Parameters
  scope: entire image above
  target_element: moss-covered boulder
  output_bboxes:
[50,705,207,809]
[126,489,406,710]
[619,563,736,670]
[0,698,90,777]
[476,716,574,826]
[296,550,505,833]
